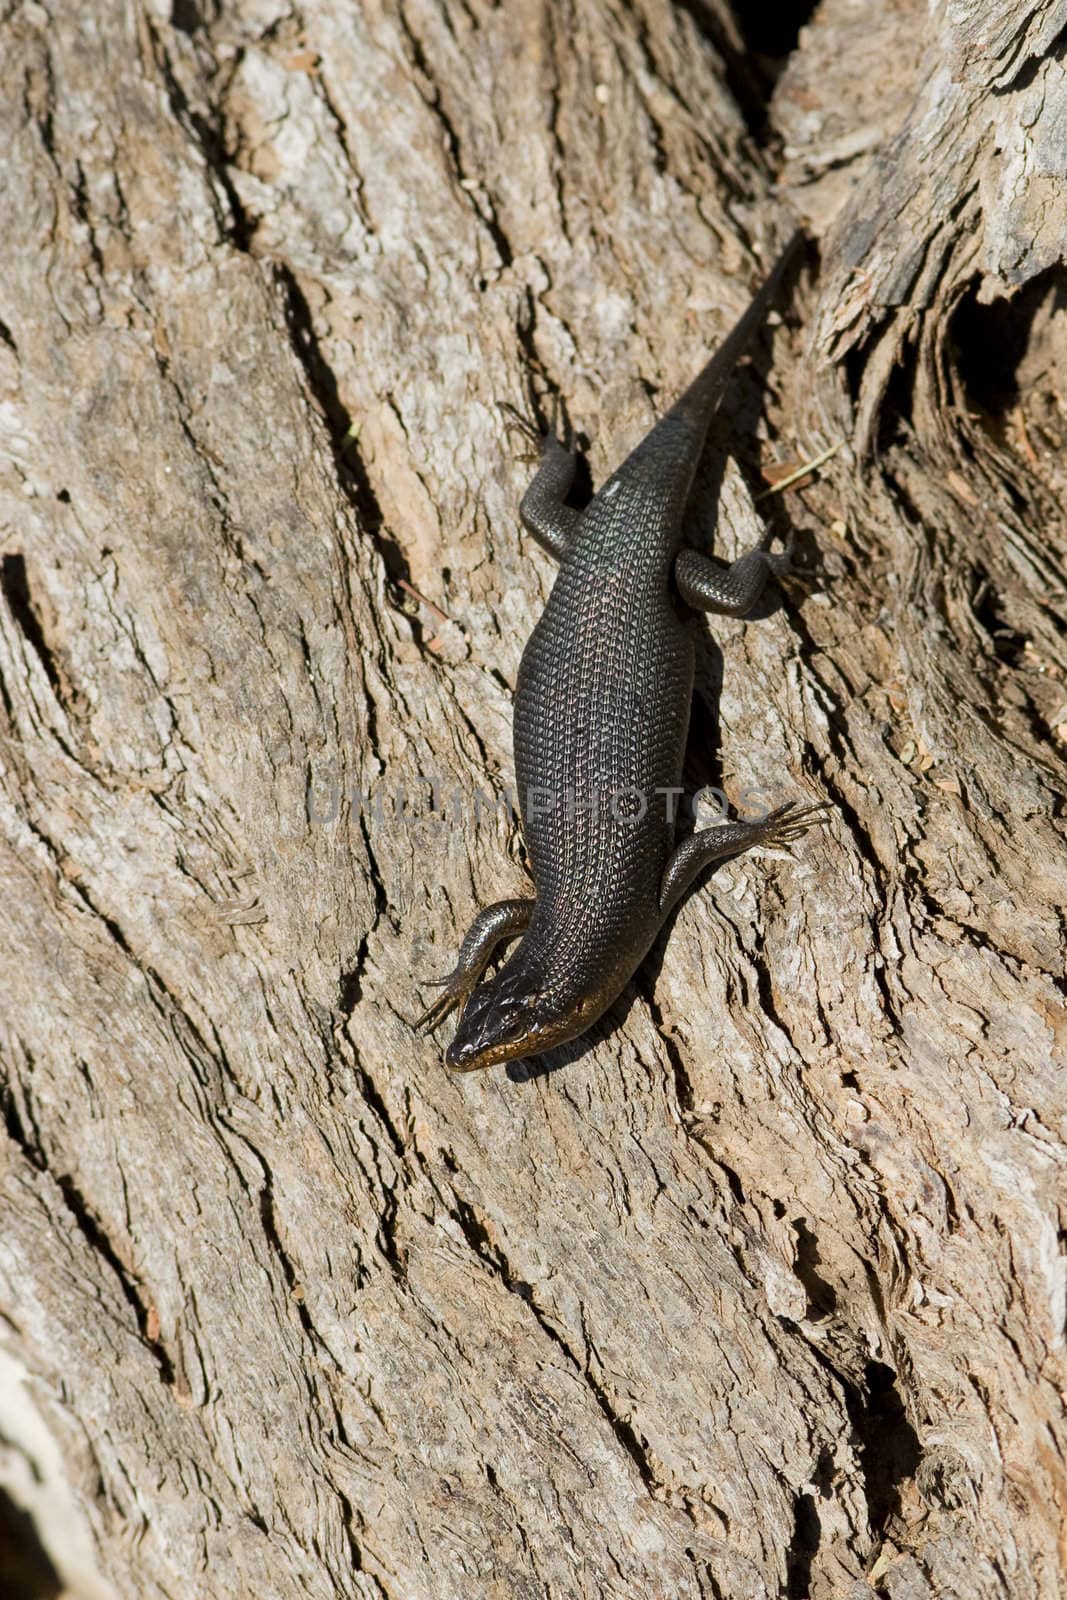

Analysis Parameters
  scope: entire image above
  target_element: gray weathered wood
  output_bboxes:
[1,2,1064,1597]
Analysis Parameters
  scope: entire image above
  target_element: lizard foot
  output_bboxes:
[500,393,572,462]
[413,971,473,1033]
[752,799,832,853]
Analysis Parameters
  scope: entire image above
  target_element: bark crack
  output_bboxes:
[446,1189,661,1497]
[393,0,514,272]
[3,1084,177,1389]
[140,10,253,251]
[0,553,63,705]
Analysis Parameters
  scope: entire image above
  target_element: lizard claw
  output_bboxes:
[756,522,796,582]
[757,800,831,849]
[413,970,471,1033]
[499,401,543,463]
[500,393,573,460]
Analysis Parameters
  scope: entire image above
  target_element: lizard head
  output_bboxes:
[446,963,599,1072]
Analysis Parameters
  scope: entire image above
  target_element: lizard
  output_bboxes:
[417,231,826,1072]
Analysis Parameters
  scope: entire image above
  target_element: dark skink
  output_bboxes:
[419,233,824,1071]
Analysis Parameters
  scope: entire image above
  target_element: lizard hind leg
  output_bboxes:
[414,897,535,1032]
[659,801,829,915]
[674,527,793,617]
[500,396,580,561]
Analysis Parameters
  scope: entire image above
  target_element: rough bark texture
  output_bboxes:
[1,2,1065,1598]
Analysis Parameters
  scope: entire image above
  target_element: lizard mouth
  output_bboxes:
[445,1030,537,1072]
[445,1036,497,1072]
[444,996,600,1072]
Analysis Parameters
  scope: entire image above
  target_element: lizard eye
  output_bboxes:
[497,994,540,1039]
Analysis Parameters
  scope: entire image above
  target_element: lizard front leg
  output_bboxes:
[415,898,535,1031]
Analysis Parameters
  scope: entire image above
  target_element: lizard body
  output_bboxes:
[419,234,824,1071]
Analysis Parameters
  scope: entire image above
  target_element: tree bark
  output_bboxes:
[1,2,1064,1598]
